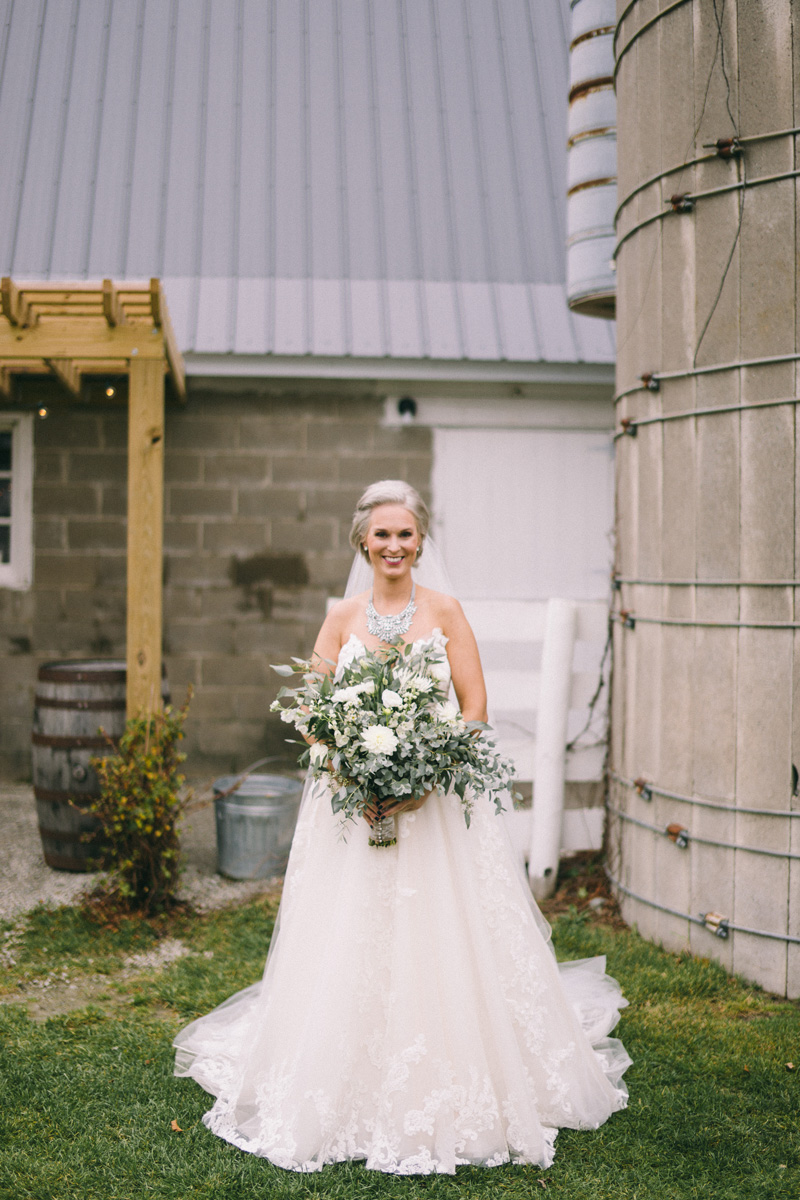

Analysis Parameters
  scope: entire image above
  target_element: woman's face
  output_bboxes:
[363,504,420,582]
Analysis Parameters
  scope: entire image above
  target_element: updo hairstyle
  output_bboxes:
[349,480,431,562]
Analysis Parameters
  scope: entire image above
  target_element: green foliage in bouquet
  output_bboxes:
[271,641,516,827]
[87,690,192,916]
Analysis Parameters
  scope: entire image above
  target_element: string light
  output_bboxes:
[105,386,115,398]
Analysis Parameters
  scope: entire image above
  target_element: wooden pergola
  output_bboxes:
[0,277,185,718]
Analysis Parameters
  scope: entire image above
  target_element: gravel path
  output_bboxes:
[0,784,278,920]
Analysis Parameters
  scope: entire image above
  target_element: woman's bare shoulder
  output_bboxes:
[324,593,367,633]
[417,586,464,623]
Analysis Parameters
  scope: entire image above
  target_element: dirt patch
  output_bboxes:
[539,850,628,931]
[0,936,213,1023]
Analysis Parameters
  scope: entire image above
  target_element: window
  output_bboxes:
[0,413,33,590]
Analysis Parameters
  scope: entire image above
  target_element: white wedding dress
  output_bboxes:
[174,630,631,1174]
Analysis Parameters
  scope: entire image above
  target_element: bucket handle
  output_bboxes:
[187,756,290,812]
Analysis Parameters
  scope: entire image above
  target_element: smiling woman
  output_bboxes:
[174,480,631,1175]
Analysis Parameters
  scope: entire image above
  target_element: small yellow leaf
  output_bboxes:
[170,1119,183,1132]
[786,1062,795,1071]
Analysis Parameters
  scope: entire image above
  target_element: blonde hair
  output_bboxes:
[349,480,431,561]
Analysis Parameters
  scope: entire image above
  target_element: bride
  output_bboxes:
[174,479,631,1174]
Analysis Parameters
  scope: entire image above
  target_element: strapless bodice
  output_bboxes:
[335,627,449,678]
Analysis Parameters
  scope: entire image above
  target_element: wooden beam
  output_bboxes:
[1,277,34,327]
[45,357,81,398]
[149,277,163,327]
[150,278,186,402]
[0,322,164,361]
[72,357,129,375]
[126,356,165,719]
[102,278,126,327]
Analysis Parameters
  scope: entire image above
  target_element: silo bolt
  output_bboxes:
[666,823,690,848]
[668,193,694,213]
[641,372,660,391]
[700,912,730,939]
[633,777,652,801]
[620,417,638,436]
[619,610,636,630]
[704,137,742,159]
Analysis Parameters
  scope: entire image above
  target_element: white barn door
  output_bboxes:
[432,427,613,602]
[431,424,614,856]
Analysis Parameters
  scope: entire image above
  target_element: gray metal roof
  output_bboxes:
[0,0,614,368]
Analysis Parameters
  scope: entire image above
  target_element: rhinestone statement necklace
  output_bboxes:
[366,581,416,644]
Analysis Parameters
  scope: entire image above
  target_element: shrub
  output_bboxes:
[87,690,192,916]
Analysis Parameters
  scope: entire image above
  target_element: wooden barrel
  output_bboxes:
[32,660,169,872]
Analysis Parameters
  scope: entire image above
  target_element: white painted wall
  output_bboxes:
[427,403,614,857]
[432,425,614,601]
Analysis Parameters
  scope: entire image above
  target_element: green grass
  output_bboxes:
[1,897,798,1200]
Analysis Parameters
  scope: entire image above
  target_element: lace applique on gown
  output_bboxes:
[174,630,631,1174]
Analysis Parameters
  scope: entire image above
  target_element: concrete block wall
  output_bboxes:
[613,0,800,995]
[0,382,432,780]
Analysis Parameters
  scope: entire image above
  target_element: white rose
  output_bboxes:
[381,688,403,708]
[279,708,296,724]
[309,742,329,767]
[332,686,361,705]
[361,725,399,756]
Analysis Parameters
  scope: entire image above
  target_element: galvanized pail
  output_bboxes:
[213,773,303,880]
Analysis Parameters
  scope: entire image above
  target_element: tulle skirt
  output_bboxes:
[174,779,631,1174]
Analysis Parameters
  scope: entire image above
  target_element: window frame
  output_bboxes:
[0,412,33,590]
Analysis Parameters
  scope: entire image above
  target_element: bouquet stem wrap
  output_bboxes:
[367,806,397,848]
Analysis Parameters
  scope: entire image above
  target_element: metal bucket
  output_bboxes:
[213,773,303,880]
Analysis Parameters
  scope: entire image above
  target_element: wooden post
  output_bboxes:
[126,356,165,718]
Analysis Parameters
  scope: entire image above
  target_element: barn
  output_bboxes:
[0,0,615,817]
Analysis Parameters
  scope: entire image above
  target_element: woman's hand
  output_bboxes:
[362,791,432,826]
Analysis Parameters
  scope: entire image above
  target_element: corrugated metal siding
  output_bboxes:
[0,0,614,365]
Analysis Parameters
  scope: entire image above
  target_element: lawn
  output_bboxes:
[1,887,798,1200]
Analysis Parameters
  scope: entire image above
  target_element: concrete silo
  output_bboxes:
[610,0,800,997]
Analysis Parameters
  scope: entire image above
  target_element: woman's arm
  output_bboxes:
[439,597,488,723]
[311,597,356,673]
[298,601,351,749]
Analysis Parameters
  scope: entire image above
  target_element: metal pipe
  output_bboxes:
[613,0,639,48]
[606,871,800,945]
[614,152,717,225]
[614,0,693,76]
[615,353,800,402]
[615,129,800,223]
[612,612,800,630]
[610,771,800,819]
[614,394,800,439]
[614,577,799,587]
[607,804,800,861]
[528,599,576,900]
[614,168,800,259]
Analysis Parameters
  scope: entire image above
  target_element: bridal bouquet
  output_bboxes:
[270,640,516,846]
